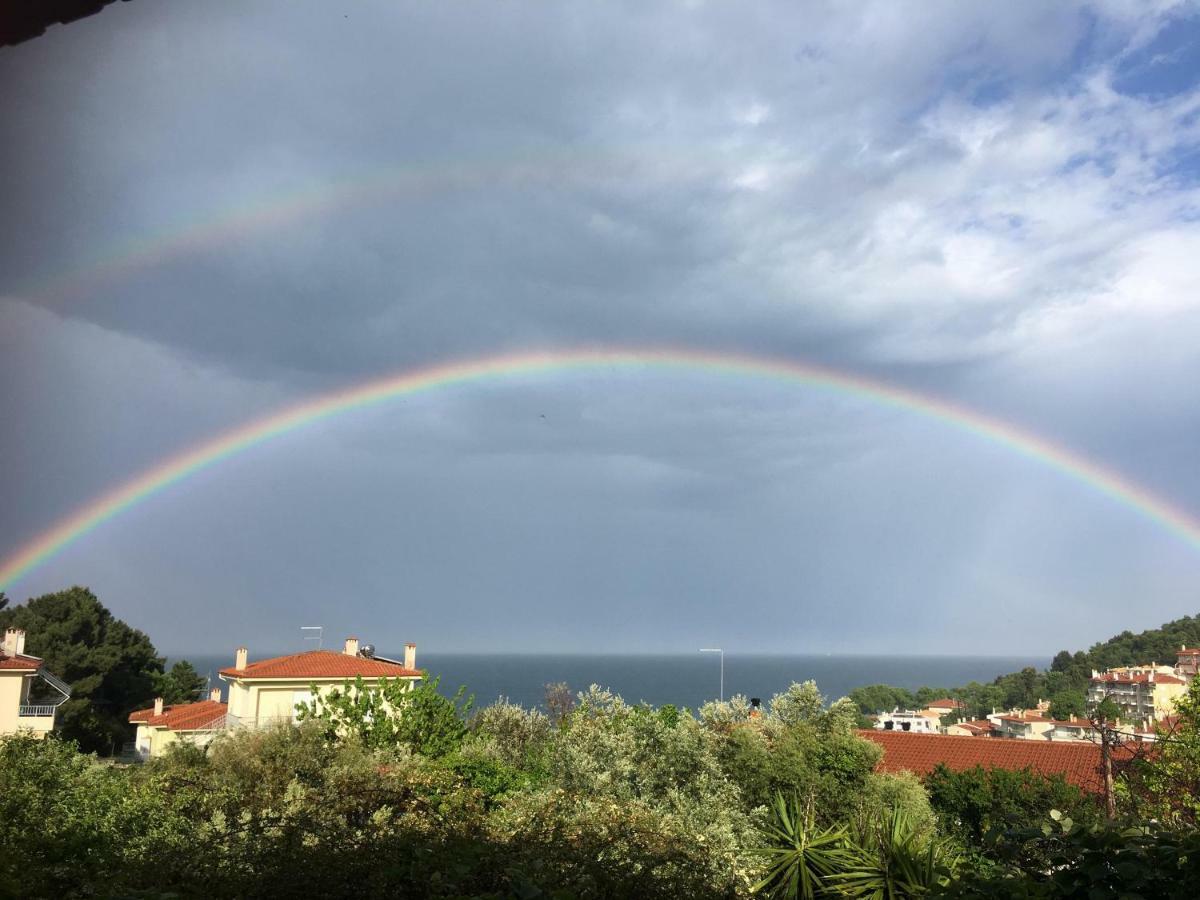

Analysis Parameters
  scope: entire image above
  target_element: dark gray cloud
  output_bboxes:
[2,1,1200,656]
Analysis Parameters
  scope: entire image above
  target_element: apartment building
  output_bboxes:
[0,628,70,738]
[1087,665,1186,722]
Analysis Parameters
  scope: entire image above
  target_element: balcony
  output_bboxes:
[18,704,57,717]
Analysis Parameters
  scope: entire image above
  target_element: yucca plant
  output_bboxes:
[828,807,959,899]
[752,793,853,899]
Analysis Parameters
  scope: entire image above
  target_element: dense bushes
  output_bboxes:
[3,675,1198,898]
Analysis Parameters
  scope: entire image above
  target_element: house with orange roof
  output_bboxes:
[128,689,227,759]
[943,719,992,737]
[920,698,966,719]
[219,637,422,729]
[0,628,70,738]
[859,729,1108,793]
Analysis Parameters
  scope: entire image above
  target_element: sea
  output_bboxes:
[174,653,1043,711]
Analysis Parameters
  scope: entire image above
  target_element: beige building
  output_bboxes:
[220,637,422,729]
[1088,665,1187,722]
[0,628,70,738]
[128,688,226,760]
[920,698,967,720]
[991,712,1056,740]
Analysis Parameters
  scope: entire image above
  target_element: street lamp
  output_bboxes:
[699,648,724,701]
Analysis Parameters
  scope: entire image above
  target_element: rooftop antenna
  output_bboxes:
[300,625,323,649]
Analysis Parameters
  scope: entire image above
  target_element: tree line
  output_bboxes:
[849,611,1200,723]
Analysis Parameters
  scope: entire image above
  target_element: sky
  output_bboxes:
[2,0,1200,658]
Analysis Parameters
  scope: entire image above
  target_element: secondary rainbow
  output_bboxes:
[3,346,1199,591]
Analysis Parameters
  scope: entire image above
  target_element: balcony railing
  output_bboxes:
[18,704,57,717]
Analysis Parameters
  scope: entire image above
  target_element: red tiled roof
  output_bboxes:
[1178,648,1200,655]
[925,698,965,708]
[129,699,227,731]
[948,720,992,735]
[219,650,422,680]
[1091,673,1185,685]
[858,730,1106,792]
[0,651,42,671]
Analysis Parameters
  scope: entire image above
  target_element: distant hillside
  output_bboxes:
[852,611,1200,719]
[1079,613,1200,671]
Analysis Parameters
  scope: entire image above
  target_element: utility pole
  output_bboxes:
[1101,723,1116,820]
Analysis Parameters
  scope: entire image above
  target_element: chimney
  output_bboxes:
[1150,670,1155,682]
[344,637,359,657]
[2,628,20,656]
[153,697,164,717]
[404,642,416,670]
[14,631,25,655]
[209,687,222,702]
[235,647,248,671]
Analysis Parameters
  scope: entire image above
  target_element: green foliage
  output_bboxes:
[297,674,472,757]
[0,587,165,752]
[1120,674,1200,825]
[154,659,207,704]
[831,807,959,898]
[849,684,918,716]
[1045,691,1085,722]
[942,813,1200,899]
[15,661,1195,900]
[753,796,955,899]
[753,794,852,899]
[712,717,883,822]
[925,764,1099,855]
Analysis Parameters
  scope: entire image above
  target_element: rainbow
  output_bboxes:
[20,152,618,306]
[3,346,1199,591]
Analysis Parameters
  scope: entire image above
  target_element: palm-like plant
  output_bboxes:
[829,807,959,898]
[752,793,853,899]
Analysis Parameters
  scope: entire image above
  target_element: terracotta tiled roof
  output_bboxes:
[1091,673,1185,685]
[129,699,227,731]
[1178,648,1200,655]
[219,650,422,680]
[949,720,993,735]
[925,698,965,708]
[0,651,42,671]
[858,730,1105,792]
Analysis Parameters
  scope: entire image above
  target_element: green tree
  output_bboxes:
[154,660,207,704]
[298,674,472,757]
[849,684,917,715]
[925,763,1099,854]
[753,794,851,899]
[1123,675,1200,825]
[1046,691,1085,721]
[0,587,164,752]
[769,681,826,725]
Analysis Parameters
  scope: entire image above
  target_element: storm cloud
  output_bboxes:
[2,1,1200,655]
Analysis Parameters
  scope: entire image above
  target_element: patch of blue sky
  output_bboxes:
[1111,15,1200,100]
[1154,144,1200,189]
[1059,151,1118,179]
